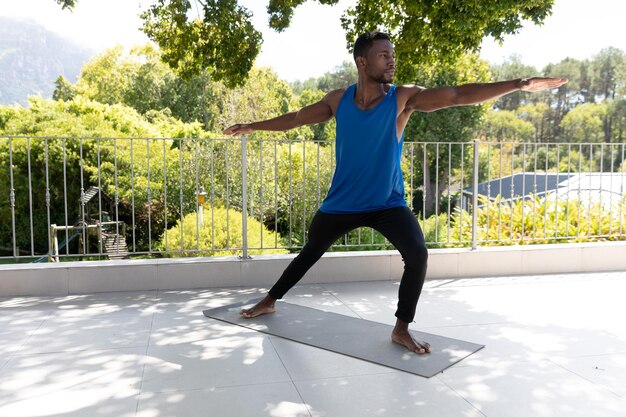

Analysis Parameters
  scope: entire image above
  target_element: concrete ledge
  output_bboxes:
[1,241,625,297]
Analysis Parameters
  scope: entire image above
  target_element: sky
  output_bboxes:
[1,0,625,82]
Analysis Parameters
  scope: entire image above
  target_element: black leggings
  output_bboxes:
[268,206,428,323]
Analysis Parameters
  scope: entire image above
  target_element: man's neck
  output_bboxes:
[355,78,387,107]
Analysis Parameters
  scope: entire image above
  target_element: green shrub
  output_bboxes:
[157,205,288,257]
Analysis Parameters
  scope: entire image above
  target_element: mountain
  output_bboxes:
[0,17,93,106]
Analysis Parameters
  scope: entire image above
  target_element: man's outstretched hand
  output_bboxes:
[519,77,568,92]
[223,123,254,136]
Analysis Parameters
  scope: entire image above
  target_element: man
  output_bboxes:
[224,31,567,354]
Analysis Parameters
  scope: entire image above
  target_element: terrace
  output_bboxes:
[1,137,626,416]
[1,271,626,417]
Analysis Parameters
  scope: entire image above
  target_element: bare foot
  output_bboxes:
[240,295,276,319]
[391,319,431,354]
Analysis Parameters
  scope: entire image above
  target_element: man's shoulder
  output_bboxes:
[396,84,426,96]
[322,87,350,112]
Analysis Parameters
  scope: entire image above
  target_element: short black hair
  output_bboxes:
[353,31,391,61]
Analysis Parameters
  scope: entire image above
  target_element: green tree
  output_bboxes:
[52,75,77,101]
[477,109,535,142]
[57,0,554,87]
[140,0,261,86]
[560,102,608,143]
[336,0,554,80]
[515,102,553,142]
[491,55,540,110]
[316,61,358,92]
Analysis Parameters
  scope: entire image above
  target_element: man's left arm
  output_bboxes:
[402,77,568,113]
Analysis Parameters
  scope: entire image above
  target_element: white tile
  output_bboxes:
[322,280,399,303]
[137,382,308,417]
[68,264,157,293]
[552,353,626,397]
[150,309,255,346]
[438,360,626,417]
[295,372,482,417]
[0,310,51,355]
[281,284,361,316]
[0,348,144,417]
[141,334,291,393]
[0,268,68,297]
[269,337,396,381]
[49,291,159,317]
[17,312,153,354]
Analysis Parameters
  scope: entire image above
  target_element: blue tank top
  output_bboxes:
[319,84,407,214]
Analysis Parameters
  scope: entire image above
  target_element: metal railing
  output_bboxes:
[1,136,625,262]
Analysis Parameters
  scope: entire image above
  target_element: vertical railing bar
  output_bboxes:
[587,143,593,237]
[79,137,86,256]
[259,138,264,250]
[510,142,515,240]
[447,143,452,243]
[619,143,626,235]
[532,142,538,241]
[546,143,551,239]
[274,140,278,249]
[289,141,293,247]
[8,137,17,257]
[225,139,230,249]
[241,135,249,259]
[27,137,35,256]
[302,140,307,246]
[44,138,51,259]
[194,138,200,251]
[471,139,479,250]
[146,138,152,253]
[179,139,184,253]
[210,139,215,251]
[162,139,168,252]
[410,143,414,212]
[565,143,571,239]
[497,142,503,242]
[577,143,582,238]
[520,143,526,243]
[435,142,440,243]
[609,144,615,236]
[130,138,136,253]
[114,137,120,255]
[599,143,604,237]
[459,143,465,243]
[422,142,427,226]
[62,138,69,255]
[97,138,103,256]
[316,141,321,207]
[484,142,490,243]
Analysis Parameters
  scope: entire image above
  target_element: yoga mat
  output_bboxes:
[203,299,484,378]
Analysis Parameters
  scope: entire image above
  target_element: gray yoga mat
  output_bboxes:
[203,299,484,378]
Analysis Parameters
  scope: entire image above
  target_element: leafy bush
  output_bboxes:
[157,205,288,257]
[450,195,626,245]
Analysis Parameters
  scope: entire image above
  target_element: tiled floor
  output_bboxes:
[1,272,626,417]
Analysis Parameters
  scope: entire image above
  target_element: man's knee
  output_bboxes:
[403,244,428,270]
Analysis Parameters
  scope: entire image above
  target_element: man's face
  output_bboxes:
[364,39,396,83]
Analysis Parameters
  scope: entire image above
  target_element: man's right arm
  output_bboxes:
[223,89,343,135]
